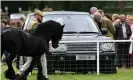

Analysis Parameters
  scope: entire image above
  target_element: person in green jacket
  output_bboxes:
[94,11,116,39]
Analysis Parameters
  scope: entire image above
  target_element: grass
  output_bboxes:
[1,62,133,80]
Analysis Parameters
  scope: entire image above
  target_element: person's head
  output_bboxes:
[119,14,126,23]
[10,22,17,28]
[34,10,44,23]
[1,19,8,28]
[93,12,102,22]
[43,8,53,12]
[105,13,112,21]
[34,8,39,12]
[129,15,133,25]
[126,15,130,19]
[17,21,21,27]
[90,7,98,15]
[98,9,104,17]
[112,14,119,22]
[126,15,130,24]
[20,17,24,22]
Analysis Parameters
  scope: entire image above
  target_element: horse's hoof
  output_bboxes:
[16,74,27,80]
[4,69,16,79]
[37,74,49,80]
[44,78,49,80]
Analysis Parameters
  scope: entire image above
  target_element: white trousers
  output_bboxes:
[17,54,48,78]
[129,35,133,54]
[129,41,133,54]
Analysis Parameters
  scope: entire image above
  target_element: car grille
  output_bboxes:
[67,43,97,52]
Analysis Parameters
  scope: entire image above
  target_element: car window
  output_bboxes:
[43,14,99,33]
[24,14,99,33]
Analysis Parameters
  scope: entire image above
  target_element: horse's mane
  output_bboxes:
[34,20,64,43]
[1,27,22,34]
[35,20,62,35]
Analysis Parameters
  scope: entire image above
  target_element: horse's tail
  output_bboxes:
[1,28,8,60]
[1,37,5,61]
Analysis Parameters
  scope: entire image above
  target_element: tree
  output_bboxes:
[119,1,124,12]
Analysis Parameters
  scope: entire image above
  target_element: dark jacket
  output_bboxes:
[114,22,131,40]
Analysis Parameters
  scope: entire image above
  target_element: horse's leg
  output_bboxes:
[4,54,16,79]
[16,57,33,80]
[37,54,49,80]
[16,56,20,70]
[16,56,38,80]
[24,56,39,80]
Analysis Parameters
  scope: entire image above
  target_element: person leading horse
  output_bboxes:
[16,10,49,80]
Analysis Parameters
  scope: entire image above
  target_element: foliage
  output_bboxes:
[1,1,133,14]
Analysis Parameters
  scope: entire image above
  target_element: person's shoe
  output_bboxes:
[4,69,16,79]
[38,77,49,80]
[45,78,49,80]
[37,74,49,80]
[37,76,49,80]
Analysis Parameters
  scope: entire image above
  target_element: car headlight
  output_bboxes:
[50,44,68,52]
[100,43,115,51]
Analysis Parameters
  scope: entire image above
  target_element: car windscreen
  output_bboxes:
[43,14,99,33]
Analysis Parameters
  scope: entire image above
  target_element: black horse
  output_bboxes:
[1,20,64,80]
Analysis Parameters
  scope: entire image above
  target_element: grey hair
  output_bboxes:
[90,7,98,14]
[94,11,101,17]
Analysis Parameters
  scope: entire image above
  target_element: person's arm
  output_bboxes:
[131,25,133,33]
[113,24,118,40]
[127,24,132,38]
[107,19,116,36]
[27,21,38,31]
[31,23,38,30]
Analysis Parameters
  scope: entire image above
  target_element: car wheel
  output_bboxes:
[100,54,117,74]
[100,66,117,74]
[47,55,55,74]
[100,60,117,74]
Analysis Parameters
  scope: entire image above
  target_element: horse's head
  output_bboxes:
[51,23,64,48]
[35,19,64,48]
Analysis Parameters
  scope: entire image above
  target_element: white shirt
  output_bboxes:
[130,24,133,32]
[121,23,127,38]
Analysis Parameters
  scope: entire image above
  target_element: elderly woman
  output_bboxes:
[129,15,133,54]
[126,15,130,25]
